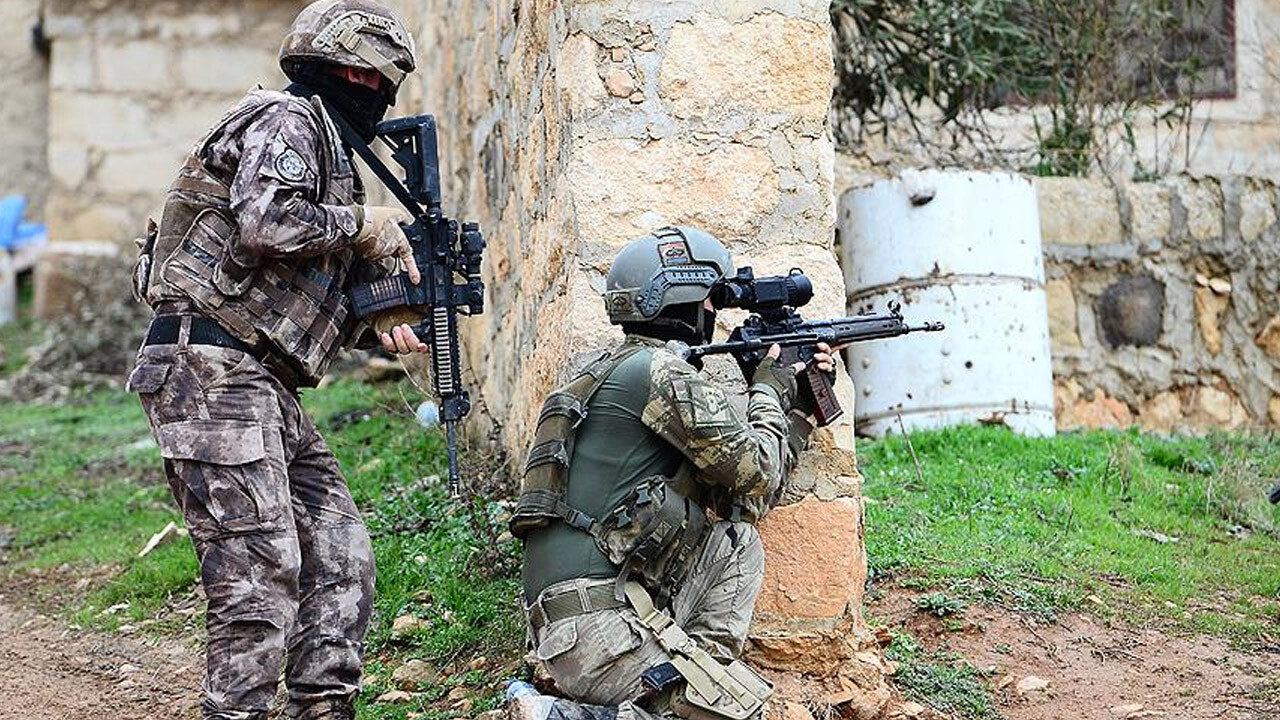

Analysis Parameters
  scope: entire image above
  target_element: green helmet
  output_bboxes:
[604,226,735,325]
[280,0,417,88]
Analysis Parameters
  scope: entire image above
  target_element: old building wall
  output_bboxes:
[40,0,305,247]
[0,0,50,219]
[1039,174,1280,433]
[395,0,892,710]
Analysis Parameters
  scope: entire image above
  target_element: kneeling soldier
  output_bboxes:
[511,227,834,719]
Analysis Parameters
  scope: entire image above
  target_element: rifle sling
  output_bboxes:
[283,83,423,218]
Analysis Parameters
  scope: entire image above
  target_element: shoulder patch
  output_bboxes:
[275,147,308,183]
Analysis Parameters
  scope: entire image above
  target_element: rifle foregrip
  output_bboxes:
[804,363,843,427]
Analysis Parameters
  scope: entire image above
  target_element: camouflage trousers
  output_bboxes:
[527,520,764,715]
[128,327,374,720]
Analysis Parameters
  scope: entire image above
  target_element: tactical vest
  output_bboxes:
[512,342,711,604]
[141,91,362,386]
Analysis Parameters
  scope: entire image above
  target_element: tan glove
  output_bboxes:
[356,205,420,284]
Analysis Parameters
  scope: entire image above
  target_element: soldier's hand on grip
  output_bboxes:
[357,205,421,285]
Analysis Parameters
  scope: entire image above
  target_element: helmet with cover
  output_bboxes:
[279,1,416,140]
[280,0,416,89]
[604,226,734,344]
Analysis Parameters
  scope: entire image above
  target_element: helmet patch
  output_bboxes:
[657,240,691,266]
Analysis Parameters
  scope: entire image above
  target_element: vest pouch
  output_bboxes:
[595,476,710,596]
[671,658,772,720]
[162,208,236,308]
[212,253,257,298]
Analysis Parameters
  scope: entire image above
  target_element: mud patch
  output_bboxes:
[0,595,201,720]
[872,587,1280,719]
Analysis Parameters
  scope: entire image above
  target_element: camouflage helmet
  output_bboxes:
[604,226,735,325]
[280,0,417,87]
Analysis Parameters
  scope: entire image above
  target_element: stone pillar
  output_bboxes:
[399,0,887,709]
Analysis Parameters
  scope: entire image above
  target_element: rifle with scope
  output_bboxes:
[692,267,944,426]
[333,112,486,497]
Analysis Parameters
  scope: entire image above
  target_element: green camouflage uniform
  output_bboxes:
[523,335,812,711]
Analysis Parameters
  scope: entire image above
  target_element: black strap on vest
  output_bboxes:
[283,83,422,219]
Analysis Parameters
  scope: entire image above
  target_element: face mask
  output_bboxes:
[288,64,396,143]
[699,306,717,344]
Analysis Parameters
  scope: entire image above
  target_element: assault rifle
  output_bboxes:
[690,268,944,426]
[339,113,486,497]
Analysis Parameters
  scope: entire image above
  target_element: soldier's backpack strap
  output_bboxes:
[509,344,648,538]
[623,581,773,720]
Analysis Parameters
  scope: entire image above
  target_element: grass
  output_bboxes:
[5,356,1280,719]
[0,377,523,719]
[859,425,1280,646]
[884,631,999,720]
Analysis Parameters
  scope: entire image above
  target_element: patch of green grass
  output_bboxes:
[0,390,190,625]
[885,631,999,720]
[860,425,1280,645]
[914,591,968,618]
[1,378,523,719]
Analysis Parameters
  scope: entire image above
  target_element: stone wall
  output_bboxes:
[0,0,49,219]
[395,0,891,711]
[1038,174,1280,432]
[40,0,305,247]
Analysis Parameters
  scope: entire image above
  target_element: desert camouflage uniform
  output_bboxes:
[523,335,812,714]
[128,88,374,720]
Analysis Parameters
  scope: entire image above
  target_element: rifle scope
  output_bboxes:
[711,267,813,311]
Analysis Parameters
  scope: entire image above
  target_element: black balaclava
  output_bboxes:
[622,301,716,347]
[286,61,396,142]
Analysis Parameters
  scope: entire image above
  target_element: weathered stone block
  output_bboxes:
[51,37,95,90]
[96,147,185,194]
[1255,315,1280,361]
[1170,175,1224,241]
[659,12,832,122]
[1054,379,1133,430]
[46,197,136,244]
[557,32,607,117]
[1125,181,1172,243]
[49,92,152,149]
[1193,285,1229,355]
[1139,390,1184,432]
[97,40,171,92]
[755,496,863,622]
[177,44,278,92]
[1097,274,1164,347]
[33,241,123,319]
[47,141,90,189]
[1045,278,1080,349]
[1035,177,1123,246]
[568,138,779,242]
[1191,385,1249,428]
[1240,182,1277,241]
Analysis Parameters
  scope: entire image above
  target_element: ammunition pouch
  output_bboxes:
[595,476,710,606]
[624,582,772,720]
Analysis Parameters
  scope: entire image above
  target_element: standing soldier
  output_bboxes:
[511,227,836,720]
[126,2,427,718]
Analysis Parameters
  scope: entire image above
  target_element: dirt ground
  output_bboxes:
[1,578,1277,719]
[871,588,1280,720]
[0,594,201,720]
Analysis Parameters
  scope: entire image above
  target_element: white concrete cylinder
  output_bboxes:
[840,170,1055,437]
